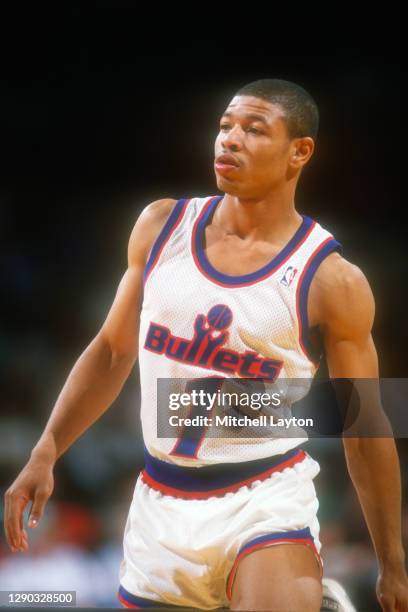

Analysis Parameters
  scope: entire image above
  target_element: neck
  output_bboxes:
[214,186,302,241]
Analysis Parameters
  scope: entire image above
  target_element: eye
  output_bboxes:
[219,123,231,131]
[247,127,263,135]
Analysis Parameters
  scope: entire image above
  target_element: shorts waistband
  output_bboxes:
[140,447,306,499]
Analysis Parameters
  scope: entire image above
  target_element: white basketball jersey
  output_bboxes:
[138,195,342,466]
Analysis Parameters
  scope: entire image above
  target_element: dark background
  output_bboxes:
[0,8,406,610]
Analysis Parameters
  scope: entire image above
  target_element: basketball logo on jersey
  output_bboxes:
[280,266,298,287]
[144,304,282,380]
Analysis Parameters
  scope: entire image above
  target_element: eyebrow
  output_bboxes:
[221,111,270,125]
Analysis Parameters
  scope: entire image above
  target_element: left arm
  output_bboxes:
[310,253,408,612]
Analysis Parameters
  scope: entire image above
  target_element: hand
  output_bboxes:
[377,565,408,611]
[4,456,54,553]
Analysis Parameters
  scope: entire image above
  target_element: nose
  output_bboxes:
[220,124,244,152]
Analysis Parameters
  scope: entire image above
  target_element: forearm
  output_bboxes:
[32,334,137,465]
[343,437,405,569]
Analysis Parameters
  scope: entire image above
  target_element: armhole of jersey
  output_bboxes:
[296,237,343,364]
[143,198,189,285]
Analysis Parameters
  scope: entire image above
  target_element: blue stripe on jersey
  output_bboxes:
[118,585,177,608]
[171,435,199,458]
[194,196,315,286]
[143,198,188,283]
[143,446,302,491]
[298,238,343,362]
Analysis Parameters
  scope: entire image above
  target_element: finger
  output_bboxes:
[4,518,17,553]
[13,496,30,548]
[20,529,29,552]
[19,504,25,542]
[3,490,15,550]
[19,513,29,552]
[4,491,29,551]
[3,503,14,551]
[28,488,50,528]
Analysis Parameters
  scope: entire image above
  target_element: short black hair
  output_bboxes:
[235,79,319,140]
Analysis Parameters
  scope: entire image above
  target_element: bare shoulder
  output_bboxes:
[312,251,373,299]
[128,198,178,266]
[310,251,375,336]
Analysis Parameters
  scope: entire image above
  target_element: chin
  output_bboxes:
[215,175,242,196]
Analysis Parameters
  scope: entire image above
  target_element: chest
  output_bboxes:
[142,254,299,351]
[204,229,283,276]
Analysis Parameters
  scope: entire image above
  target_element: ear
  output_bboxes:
[289,137,315,169]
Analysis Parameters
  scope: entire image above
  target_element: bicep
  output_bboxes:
[317,259,391,439]
[99,263,144,359]
[325,332,379,378]
[316,257,379,377]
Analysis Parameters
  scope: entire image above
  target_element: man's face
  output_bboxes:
[214,95,294,198]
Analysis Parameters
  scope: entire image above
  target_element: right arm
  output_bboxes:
[3,198,176,553]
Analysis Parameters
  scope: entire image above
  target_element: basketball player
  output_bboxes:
[4,80,408,611]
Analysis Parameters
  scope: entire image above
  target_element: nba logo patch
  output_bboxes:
[280,266,298,287]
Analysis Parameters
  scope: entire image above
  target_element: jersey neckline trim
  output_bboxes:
[192,195,316,287]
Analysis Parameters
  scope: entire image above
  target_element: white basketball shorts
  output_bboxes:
[118,447,322,609]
